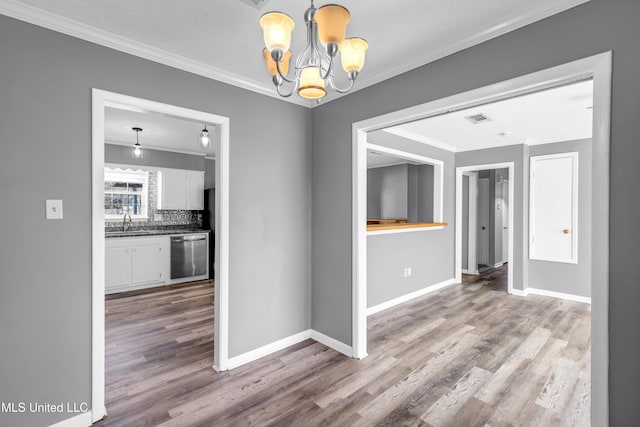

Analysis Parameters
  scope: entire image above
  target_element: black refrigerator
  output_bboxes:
[203,189,215,280]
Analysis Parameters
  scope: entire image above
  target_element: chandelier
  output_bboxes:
[259,0,368,100]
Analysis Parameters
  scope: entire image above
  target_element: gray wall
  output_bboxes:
[416,164,435,222]
[311,1,640,423]
[367,167,382,218]
[367,164,409,219]
[0,15,311,426]
[365,131,455,309]
[367,163,434,221]
[105,143,205,171]
[528,139,592,297]
[205,158,215,189]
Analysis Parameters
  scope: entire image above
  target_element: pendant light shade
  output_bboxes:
[199,125,211,149]
[132,127,143,159]
[263,48,291,76]
[298,67,326,99]
[314,4,350,45]
[339,37,368,72]
[260,12,295,53]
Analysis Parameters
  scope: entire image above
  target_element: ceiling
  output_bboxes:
[0,0,590,106]
[105,106,216,156]
[367,150,410,169]
[384,79,593,152]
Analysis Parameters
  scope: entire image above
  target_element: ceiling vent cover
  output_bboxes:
[238,0,272,9]
[465,113,492,124]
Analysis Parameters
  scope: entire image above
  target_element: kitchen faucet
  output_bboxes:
[123,213,132,232]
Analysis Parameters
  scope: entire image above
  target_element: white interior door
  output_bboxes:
[530,152,578,263]
[477,178,489,267]
[501,180,509,264]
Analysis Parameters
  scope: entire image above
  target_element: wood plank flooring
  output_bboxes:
[95,266,590,426]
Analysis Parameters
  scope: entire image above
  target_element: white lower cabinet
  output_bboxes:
[105,245,132,289]
[106,236,169,294]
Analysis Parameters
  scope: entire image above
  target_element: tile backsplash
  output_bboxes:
[105,170,202,231]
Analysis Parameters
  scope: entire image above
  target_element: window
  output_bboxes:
[104,168,149,220]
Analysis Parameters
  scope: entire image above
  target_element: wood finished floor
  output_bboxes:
[96,266,591,427]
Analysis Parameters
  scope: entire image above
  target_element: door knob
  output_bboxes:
[482,226,486,230]
[563,229,570,234]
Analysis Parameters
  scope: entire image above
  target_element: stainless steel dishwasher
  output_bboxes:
[170,234,208,279]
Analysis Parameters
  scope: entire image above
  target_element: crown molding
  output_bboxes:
[0,0,312,107]
[317,0,592,106]
[382,128,457,153]
[0,0,590,109]
[105,140,211,157]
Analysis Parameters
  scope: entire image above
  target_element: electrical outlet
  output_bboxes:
[403,267,412,277]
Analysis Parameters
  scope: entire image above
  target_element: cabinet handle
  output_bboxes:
[563,229,570,234]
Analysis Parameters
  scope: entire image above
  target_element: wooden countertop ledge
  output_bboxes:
[367,221,448,232]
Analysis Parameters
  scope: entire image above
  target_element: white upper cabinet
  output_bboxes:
[158,168,204,210]
[186,170,205,210]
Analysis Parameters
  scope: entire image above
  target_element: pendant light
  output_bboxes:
[132,127,143,159]
[199,124,211,149]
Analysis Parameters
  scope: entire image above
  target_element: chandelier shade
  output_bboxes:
[259,12,295,53]
[314,4,350,45]
[298,67,326,99]
[263,48,291,76]
[259,0,367,100]
[339,37,368,72]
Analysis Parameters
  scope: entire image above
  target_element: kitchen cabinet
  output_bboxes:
[186,170,205,210]
[106,236,168,294]
[157,169,204,210]
[105,245,132,289]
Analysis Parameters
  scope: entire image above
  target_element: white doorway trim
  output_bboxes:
[352,52,611,425]
[455,163,515,294]
[91,89,231,422]
[462,172,478,275]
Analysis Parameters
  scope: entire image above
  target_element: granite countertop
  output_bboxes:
[105,229,211,238]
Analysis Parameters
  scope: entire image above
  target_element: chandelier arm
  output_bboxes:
[276,59,296,84]
[276,79,300,98]
[328,74,355,93]
[321,56,335,80]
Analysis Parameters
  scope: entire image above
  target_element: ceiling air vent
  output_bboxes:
[238,0,272,9]
[465,113,492,124]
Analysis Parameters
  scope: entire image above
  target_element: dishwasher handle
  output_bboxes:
[171,235,207,242]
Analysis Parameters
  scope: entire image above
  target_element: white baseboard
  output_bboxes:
[310,329,354,357]
[366,278,456,317]
[224,328,355,370]
[510,287,590,304]
[48,411,93,427]
[509,289,528,297]
[526,287,591,304]
[225,330,311,370]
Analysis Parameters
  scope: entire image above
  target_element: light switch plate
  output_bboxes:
[46,199,63,220]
